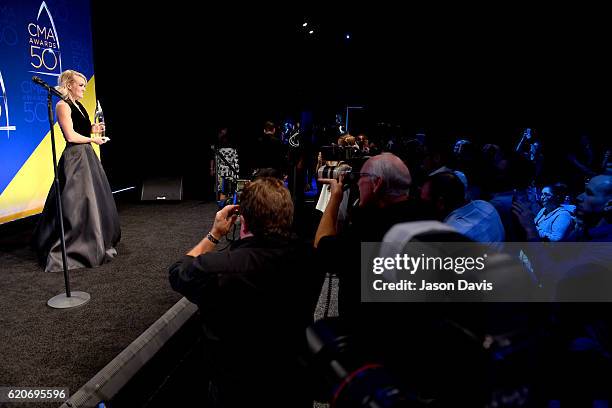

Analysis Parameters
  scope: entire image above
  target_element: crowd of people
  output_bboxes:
[171,122,612,407]
[32,68,611,405]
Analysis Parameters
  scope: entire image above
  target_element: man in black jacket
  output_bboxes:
[245,121,287,179]
[315,153,421,319]
[169,177,324,408]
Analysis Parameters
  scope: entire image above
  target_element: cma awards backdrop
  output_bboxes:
[0,0,98,224]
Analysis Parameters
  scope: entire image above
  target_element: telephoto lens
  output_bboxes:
[317,163,352,181]
[306,318,427,408]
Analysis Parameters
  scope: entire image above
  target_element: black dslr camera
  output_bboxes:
[320,145,363,162]
[217,177,249,209]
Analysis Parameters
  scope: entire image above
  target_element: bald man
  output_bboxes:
[572,174,612,241]
[315,153,415,246]
[315,153,424,319]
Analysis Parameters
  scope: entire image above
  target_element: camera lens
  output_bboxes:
[317,164,352,180]
[306,318,421,408]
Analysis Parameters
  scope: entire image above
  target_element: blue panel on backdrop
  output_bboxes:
[0,0,94,194]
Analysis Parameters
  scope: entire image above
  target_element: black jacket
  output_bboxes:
[169,234,324,407]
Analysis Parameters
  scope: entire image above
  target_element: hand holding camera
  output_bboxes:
[211,204,240,238]
[318,176,345,200]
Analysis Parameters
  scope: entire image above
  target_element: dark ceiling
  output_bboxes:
[88,2,610,186]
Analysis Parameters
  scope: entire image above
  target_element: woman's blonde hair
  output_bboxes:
[56,70,87,100]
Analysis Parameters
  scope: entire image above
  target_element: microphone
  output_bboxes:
[32,76,66,100]
[31,76,46,86]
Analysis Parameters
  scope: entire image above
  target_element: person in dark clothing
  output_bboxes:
[209,126,240,203]
[314,153,489,406]
[246,121,287,178]
[169,177,324,408]
[32,69,119,272]
[315,153,421,322]
[522,174,612,404]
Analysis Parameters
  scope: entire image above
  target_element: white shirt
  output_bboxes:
[315,185,350,228]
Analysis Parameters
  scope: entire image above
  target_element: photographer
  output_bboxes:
[315,153,421,321]
[315,145,353,230]
[169,177,324,408]
[314,155,489,406]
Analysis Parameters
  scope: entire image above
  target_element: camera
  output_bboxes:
[306,318,425,408]
[317,146,370,185]
[217,177,250,209]
[317,163,352,181]
[320,145,363,162]
[317,164,370,187]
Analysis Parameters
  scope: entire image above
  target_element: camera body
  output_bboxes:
[317,163,352,181]
[318,146,370,185]
[320,145,363,162]
[217,177,250,209]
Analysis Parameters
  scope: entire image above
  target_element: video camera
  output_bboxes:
[320,145,364,162]
[317,145,371,186]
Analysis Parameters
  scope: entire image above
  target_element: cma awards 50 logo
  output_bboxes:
[0,71,17,138]
[27,1,62,78]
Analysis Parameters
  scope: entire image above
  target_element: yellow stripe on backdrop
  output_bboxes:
[0,76,100,224]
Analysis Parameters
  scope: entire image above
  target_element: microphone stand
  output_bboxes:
[34,79,90,309]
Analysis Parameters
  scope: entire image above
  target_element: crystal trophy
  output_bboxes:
[94,100,109,141]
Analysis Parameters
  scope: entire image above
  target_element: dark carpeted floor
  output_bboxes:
[0,200,218,396]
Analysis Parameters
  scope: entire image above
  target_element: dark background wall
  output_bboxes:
[89,3,612,195]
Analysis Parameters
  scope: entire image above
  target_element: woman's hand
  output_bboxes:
[92,136,107,145]
[512,201,539,240]
[91,123,105,134]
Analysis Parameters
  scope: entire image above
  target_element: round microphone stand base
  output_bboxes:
[47,291,91,309]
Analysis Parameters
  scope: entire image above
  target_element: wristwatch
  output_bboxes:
[207,232,220,244]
